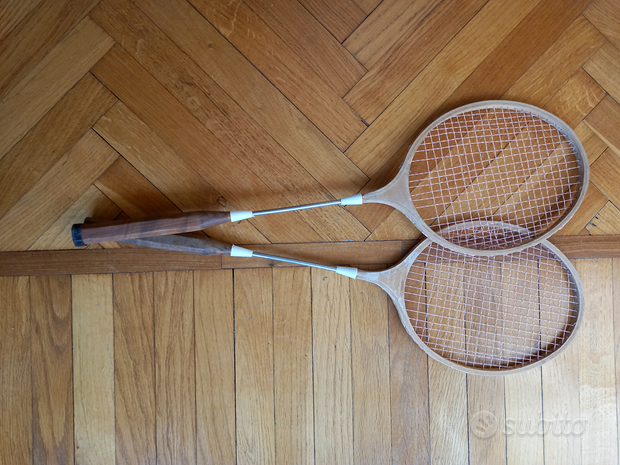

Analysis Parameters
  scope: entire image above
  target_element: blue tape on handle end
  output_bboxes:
[71,224,86,247]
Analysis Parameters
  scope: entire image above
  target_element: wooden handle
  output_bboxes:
[72,211,231,246]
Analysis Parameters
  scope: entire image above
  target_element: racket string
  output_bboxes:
[403,240,579,369]
[409,108,583,251]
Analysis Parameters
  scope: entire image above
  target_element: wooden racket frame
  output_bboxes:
[356,221,585,375]
[364,100,590,256]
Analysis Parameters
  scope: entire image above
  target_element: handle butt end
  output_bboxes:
[71,224,86,247]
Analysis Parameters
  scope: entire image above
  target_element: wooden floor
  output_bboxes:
[1,0,620,463]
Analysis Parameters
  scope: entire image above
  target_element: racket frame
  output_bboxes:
[364,100,590,256]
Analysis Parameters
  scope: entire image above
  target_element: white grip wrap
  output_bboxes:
[340,194,363,206]
[230,245,254,257]
[230,211,254,222]
[336,266,358,279]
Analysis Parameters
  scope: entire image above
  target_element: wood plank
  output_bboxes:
[0,130,118,251]
[29,185,121,251]
[0,17,114,158]
[388,302,430,465]
[187,0,366,150]
[0,73,116,220]
[72,274,115,465]
[574,122,608,165]
[0,0,42,40]
[312,269,353,465]
[428,360,468,465]
[0,277,31,464]
[0,248,221,276]
[367,209,423,241]
[614,258,620,459]
[344,0,486,122]
[30,276,73,465]
[243,0,366,94]
[345,0,541,177]
[350,278,391,464]
[584,0,620,51]
[560,183,608,235]
[91,45,323,244]
[272,267,314,465]
[194,270,236,465]
[94,103,268,245]
[585,96,620,157]
[234,268,276,465]
[549,235,620,258]
[351,0,381,15]
[90,2,369,243]
[504,369,544,465]
[0,0,99,98]
[113,273,156,465]
[154,271,196,464]
[502,15,605,106]
[344,0,442,68]
[544,68,606,129]
[133,0,368,198]
[586,201,620,235]
[583,41,620,103]
[576,259,618,464]
[467,376,506,465]
[590,149,620,207]
[452,4,598,107]
[298,0,365,43]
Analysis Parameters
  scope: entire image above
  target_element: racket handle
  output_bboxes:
[72,211,231,246]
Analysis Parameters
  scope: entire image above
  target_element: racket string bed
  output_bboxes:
[408,107,584,251]
[403,240,580,370]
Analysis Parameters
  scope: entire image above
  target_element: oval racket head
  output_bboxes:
[376,101,588,255]
[388,223,584,374]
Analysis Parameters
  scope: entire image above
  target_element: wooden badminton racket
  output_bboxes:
[119,222,584,375]
[72,101,588,255]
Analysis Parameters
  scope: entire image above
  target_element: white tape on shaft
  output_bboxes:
[230,245,254,257]
[340,193,363,205]
[336,266,358,279]
[230,211,254,222]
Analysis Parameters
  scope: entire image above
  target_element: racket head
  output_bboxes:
[365,222,584,375]
[371,101,589,256]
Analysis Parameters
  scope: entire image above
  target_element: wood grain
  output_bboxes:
[273,267,314,465]
[587,202,620,235]
[93,103,267,245]
[428,360,468,465]
[0,0,42,40]
[188,0,366,150]
[194,270,236,465]
[467,376,506,464]
[0,17,114,158]
[133,0,369,200]
[154,271,196,464]
[504,369,544,465]
[585,96,620,157]
[388,301,430,465]
[243,0,366,94]
[0,277,32,464]
[312,269,353,465]
[0,130,118,251]
[583,41,620,105]
[0,0,99,98]
[584,0,620,50]
[590,149,620,207]
[234,268,276,465]
[561,183,608,235]
[30,276,74,465]
[72,274,115,465]
[298,0,365,42]
[576,259,618,464]
[350,278,391,464]
[0,73,116,219]
[113,273,156,465]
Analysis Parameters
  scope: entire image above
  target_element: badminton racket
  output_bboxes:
[72,101,588,255]
[119,222,584,375]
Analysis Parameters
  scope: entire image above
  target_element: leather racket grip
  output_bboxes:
[72,211,231,246]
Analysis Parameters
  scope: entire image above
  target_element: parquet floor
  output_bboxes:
[1,0,620,464]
